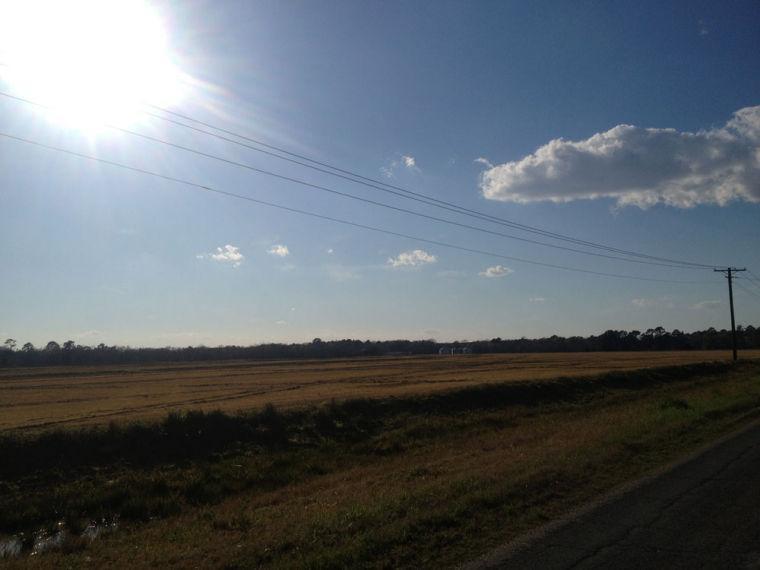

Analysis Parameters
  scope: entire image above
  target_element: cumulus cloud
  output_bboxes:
[267,244,290,257]
[387,249,437,268]
[691,300,722,310]
[479,265,514,278]
[381,154,421,178]
[199,244,244,267]
[479,105,760,208]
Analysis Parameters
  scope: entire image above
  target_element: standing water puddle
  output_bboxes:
[0,536,22,558]
[0,516,119,559]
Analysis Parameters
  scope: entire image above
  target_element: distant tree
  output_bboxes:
[22,342,35,352]
[3,338,16,351]
[45,341,61,351]
[63,340,76,351]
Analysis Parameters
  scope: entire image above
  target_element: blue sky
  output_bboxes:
[1,0,759,347]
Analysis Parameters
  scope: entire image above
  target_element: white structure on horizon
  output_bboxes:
[438,346,473,356]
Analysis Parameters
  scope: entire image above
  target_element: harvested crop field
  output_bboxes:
[2,350,759,431]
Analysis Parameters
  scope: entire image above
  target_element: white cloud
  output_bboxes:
[326,265,361,282]
[327,248,334,254]
[479,265,514,278]
[691,300,722,310]
[381,154,421,178]
[631,297,675,309]
[474,157,494,168]
[74,330,102,339]
[387,249,437,268]
[480,105,760,208]
[529,296,546,303]
[275,320,287,326]
[268,244,290,257]
[201,244,244,268]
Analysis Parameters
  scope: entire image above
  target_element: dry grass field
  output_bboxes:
[3,360,760,568]
[2,350,759,431]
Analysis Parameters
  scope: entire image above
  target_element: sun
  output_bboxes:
[0,0,184,128]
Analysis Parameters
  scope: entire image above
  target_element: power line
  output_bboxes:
[736,282,760,302]
[0,130,720,285]
[735,276,760,293]
[0,90,717,270]
[144,102,716,269]
[746,270,760,288]
[0,91,706,271]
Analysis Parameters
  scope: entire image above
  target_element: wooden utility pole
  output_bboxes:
[714,267,746,361]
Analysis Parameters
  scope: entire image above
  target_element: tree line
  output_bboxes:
[1,325,759,367]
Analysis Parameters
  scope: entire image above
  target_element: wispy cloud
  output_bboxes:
[479,265,514,278]
[198,244,244,268]
[437,269,467,279]
[474,157,493,168]
[381,154,421,178]
[267,244,290,257]
[529,296,546,303]
[74,330,102,339]
[325,265,361,282]
[480,106,760,208]
[387,249,437,268]
[631,297,675,309]
[691,300,722,310]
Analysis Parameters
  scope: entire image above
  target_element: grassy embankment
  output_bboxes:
[2,360,760,568]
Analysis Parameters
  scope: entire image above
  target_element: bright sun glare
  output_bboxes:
[0,0,184,128]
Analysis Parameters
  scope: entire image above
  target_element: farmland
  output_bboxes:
[2,358,760,567]
[2,350,759,431]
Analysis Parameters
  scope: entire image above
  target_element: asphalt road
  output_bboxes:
[467,419,760,570]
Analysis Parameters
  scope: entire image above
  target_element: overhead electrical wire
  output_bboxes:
[737,275,760,294]
[142,102,717,269]
[746,270,760,288]
[735,282,760,302]
[0,90,717,271]
[0,130,720,285]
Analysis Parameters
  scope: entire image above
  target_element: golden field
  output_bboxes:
[2,350,759,431]
[5,360,760,568]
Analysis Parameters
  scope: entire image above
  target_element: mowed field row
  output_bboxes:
[2,350,759,431]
